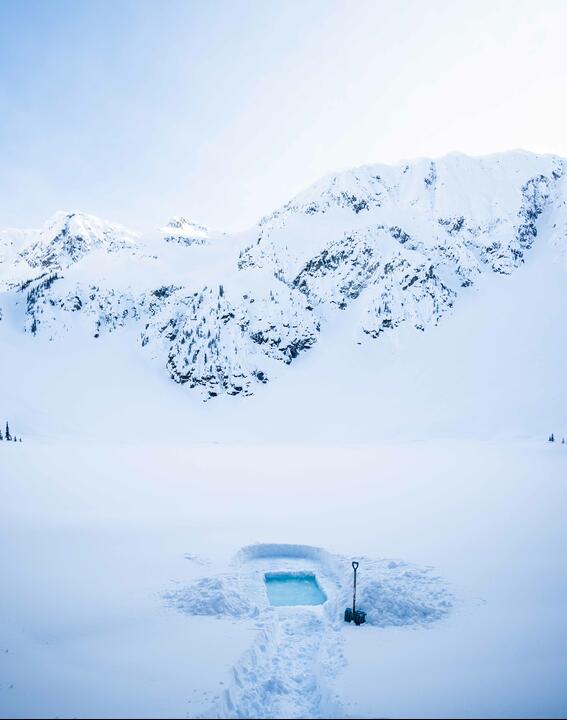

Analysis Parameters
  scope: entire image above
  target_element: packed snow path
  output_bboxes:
[219,608,345,719]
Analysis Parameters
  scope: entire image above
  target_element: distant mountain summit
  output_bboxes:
[21,210,138,270]
[161,217,212,246]
[0,210,138,276]
[1,151,566,398]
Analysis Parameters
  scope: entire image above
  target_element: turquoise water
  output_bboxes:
[264,572,327,606]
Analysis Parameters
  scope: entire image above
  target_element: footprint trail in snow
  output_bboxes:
[220,608,345,719]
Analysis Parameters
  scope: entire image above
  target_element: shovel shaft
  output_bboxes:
[352,566,357,613]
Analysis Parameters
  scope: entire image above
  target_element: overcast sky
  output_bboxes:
[1,0,566,232]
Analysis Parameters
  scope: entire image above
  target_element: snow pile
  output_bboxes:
[168,544,451,630]
[320,554,452,628]
[236,542,342,569]
[164,576,258,619]
[347,560,452,627]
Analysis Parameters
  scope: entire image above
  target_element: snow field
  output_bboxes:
[1,440,566,718]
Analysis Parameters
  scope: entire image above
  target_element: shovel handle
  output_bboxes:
[352,561,359,570]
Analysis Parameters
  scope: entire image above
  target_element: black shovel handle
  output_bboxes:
[352,561,359,612]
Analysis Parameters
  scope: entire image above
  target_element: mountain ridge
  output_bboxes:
[1,150,566,400]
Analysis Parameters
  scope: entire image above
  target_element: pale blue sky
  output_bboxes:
[1,0,566,232]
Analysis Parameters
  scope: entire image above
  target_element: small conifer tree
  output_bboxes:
[5,422,11,442]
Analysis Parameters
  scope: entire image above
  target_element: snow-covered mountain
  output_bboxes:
[160,217,218,247]
[1,151,566,401]
[0,212,137,279]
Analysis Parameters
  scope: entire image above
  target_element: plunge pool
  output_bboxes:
[264,572,327,606]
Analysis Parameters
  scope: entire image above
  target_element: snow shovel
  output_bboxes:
[344,561,366,625]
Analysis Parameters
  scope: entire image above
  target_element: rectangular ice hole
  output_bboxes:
[264,572,327,606]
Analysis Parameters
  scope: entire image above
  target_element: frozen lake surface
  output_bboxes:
[1,440,566,718]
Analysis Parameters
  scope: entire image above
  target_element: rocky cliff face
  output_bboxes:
[1,152,565,398]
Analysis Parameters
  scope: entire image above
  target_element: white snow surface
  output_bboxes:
[1,151,567,718]
[1,442,566,718]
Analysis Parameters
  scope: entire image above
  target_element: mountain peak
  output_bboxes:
[161,216,212,246]
[18,210,138,270]
[165,216,208,233]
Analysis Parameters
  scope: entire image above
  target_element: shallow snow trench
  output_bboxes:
[264,572,327,606]
[165,543,451,718]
